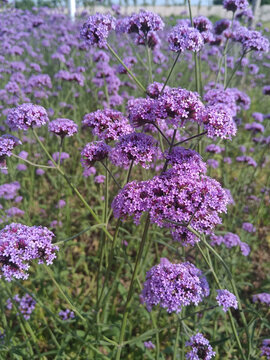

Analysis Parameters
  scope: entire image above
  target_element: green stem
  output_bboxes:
[151,312,160,360]
[115,215,151,360]
[161,51,181,94]
[173,319,180,360]
[107,44,146,93]
[146,44,153,84]
[12,154,55,169]
[225,52,246,90]
[101,161,121,189]
[43,265,86,322]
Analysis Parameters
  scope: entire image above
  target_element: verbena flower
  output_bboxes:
[216,289,238,312]
[83,109,132,141]
[242,222,256,233]
[185,333,215,360]
[48,118,78,138]
[0,223,58,281]
[233,27,269,53]
[80,13,116,48]
[0,181,21,200]
[7,293,36,320]
[109,132,158,169]
[168,25,204,53]
[81,141,110,168]
[118,10,164,36]
[141,258,209,313]
[157,87,204,128]
[236,155,257,167]
[202,105,236,140]
[6,103,49,131]
[260,339,270,359]
[210,232,250,256]
[252,293,270,305]
[223,0,248,12]
[59,309,75,320]
[144,341,155,349]
[112,158,229,246]
[263,86,270,95]
[0,135,21,168]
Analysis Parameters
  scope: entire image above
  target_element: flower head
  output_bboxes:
[0,223,58,281]
[83,109,132,141]
[168,25,204,53]
[6,104,49,131]
[142,258,209,313]
[185,333,215,360]
[216,289,238,312]
[48,118,78,138]
[109,132,158,169]
[80,13,116,48]
[81,141,110,168]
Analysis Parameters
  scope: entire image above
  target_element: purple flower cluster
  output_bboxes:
[260,339,270,359]
[0,223,58,281]
[242,222,256,233]
[252,293,270,305]
[210,232,250,256]
[119,10,164,35]
[233,27,269,53]
[0,135,21,168]
[112,148,229,246]
[7,294,36,320]
[144,341,155,349]
[48,118,78,138]
[141,258,209,313]
[0,181,21,200]
[80,13,116,48]
[81,141,110,168]
[236,155,257,167]
[6,103,49,131]
[202,105,236,139]
[168,25,204,53]
[223,0,248,12]
[109,132,158,169]
[83,109,132,141]
[216,289,238,312]
[59,309,75,320]
[185,333,215,360]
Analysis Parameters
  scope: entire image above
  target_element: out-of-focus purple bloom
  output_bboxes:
[0,223,58,281]
[245,122,264,133]
[6,207,24,218]
[223,0,248,12]
[144,341,155,349]
[253,293,270,305]
[207,159,219,169]
[263,86,270,95]
[50,220,63,228]
[83,166,96,178]
[36,168,45,176]
[95,175,105,184]
[242,222,256,233]
[260,339,270,359]
[236,156,257,167]
[7,294,36,320]
[216,289,238,312]
[6,104,49,131]
[59,309,75,320]
[0,135,21,168]
[224,157,232,164]
[252,112,264,122]
[205,144,223,154]
[17,164,27,171]
[48,118,78,138]
[56,200,66,209]
[142,258,209,313]
[185,333,215,360]
[0,181,20,200]
[210,232,250,256]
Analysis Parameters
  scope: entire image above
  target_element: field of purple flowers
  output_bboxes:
[0,2,270,359]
